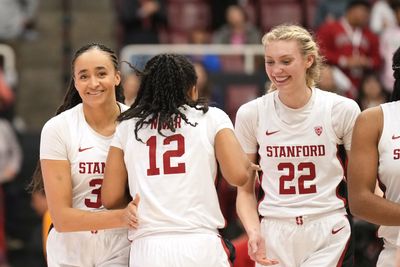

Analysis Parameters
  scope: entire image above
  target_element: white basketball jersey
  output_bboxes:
[112,106,233,240]
[256,89,346,218]
[40,103,128,211]
[377,101,400,245]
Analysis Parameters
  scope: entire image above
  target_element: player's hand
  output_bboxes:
[395,247,400,267]
[125,194,140,228]
[0,167,17,183]
[250,162,262,172]
[248,233,279,266]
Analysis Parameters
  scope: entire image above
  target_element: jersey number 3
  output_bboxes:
[278,162,317,195]
[146,134,186,175]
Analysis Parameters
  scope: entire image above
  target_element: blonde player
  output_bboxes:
[31,43,138,267]
[101,54,254,267]
[349,45,400,267]
[235,24,360,267]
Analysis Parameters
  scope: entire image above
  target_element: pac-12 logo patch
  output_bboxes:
[314,126,323,136]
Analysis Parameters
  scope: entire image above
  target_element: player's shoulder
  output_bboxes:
[118,102,129,112]
[381,100,400,110]
[372,101,400,122]
[42,104,81,130]
[317,88,359,111]
[206,106,229,117]
[236,95,266,119]
[184,106,228,121]
[355,105,383,132]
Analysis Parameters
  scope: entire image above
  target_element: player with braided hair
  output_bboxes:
[102,53,254,267]
[349,45,400,266]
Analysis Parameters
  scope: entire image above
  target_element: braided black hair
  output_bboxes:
[119,54,209,142]
[390,47,400,101]
[29,43,124,193]
[392,46,400,102]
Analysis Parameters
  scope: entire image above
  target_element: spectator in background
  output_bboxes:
[0,0,39,41]
[210,0,238,30]
[370,0,398,35]
[27,165,52,266]
[114,0,167,47]
[319,64,355,95]
[212,5,261,45]
[357,71,388,110]
[192,61,224,109]
[189,29,221,73]
[29,188,49,266]
[379,2,400,93]
[0,69,14,121]
[317,0,381,99]
[313,0,350,30]
[122,71,140,106]
[193,62,211,99]
[0,118,22,267]
[212,5,261,72]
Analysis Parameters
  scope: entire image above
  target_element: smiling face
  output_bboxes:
[264,40,313,93]
[73,48,121,107]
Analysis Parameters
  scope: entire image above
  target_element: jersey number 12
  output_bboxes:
[146,134,186,175]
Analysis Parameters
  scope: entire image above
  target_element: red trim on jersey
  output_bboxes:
[220,237,234,267]
[335,145,347,206]
[256,150,267,223]
[214,171,228,229]
[336,216,352,267]
[257,172,265,210]
[336,145,347,179]
[336,184,347,206]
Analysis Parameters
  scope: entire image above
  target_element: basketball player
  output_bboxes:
[101,54,255,267]
[348,45,400,267]
[32,43,138,267]
[235,24,360,266]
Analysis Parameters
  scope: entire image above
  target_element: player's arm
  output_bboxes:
[348,107,400,225]
[233,103,263,245]
[215,128,252,187]
[236,153,260,238]
[236,153,278,266]
[102,146,131,209]
[41,159,136,232]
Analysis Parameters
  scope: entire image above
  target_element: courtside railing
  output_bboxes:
[120,44,265,74]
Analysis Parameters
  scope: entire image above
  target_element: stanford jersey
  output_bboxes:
[112,106,233,240]
[40,103,128,211]
[377,101,400,245]
[236,88,360,218]
[40,103,130,267]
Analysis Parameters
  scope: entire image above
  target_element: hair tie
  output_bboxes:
[392,65,400,70]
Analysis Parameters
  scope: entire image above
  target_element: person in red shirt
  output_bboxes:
[316,0,381,99]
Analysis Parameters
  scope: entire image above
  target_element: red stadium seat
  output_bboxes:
[258,0,302,32]
[225,84,260,122]
[219,55,245,73]
[305,0,318,29]
[167,0,211,33]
